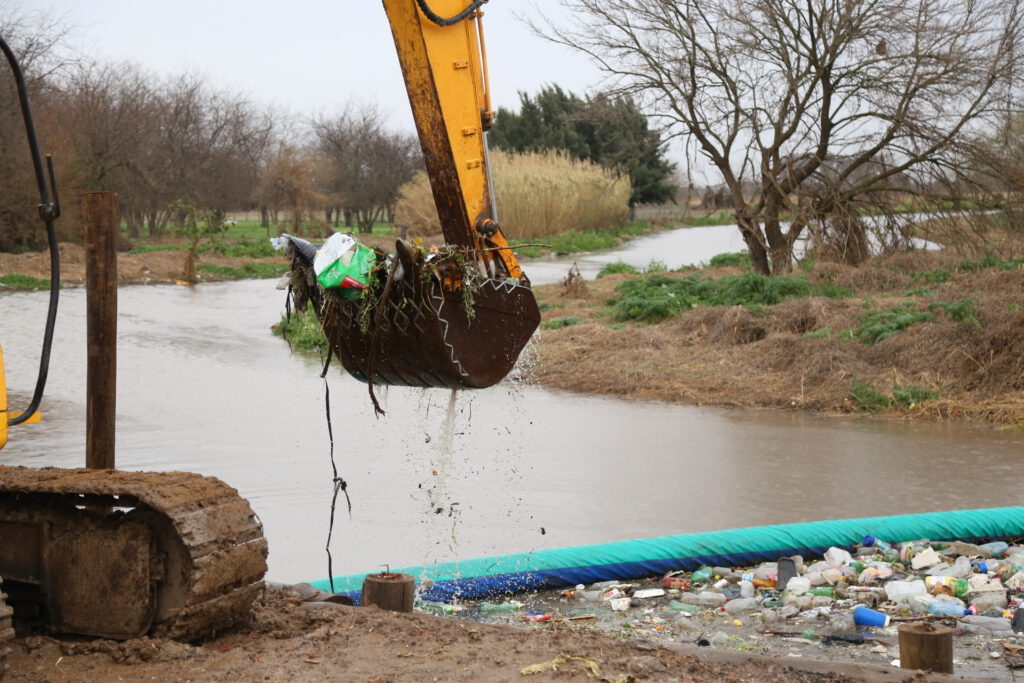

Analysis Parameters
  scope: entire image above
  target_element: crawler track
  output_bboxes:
[0,577,11,681]
[0,467,267,640]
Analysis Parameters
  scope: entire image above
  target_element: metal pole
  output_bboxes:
[83,192,118,470]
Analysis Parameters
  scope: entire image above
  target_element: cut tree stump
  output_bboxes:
[899,622,953,673]
[361,573,415,613]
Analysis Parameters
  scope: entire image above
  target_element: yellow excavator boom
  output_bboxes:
[382,0,524,281]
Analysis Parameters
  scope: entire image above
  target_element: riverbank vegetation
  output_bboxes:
[534,222,1024,427]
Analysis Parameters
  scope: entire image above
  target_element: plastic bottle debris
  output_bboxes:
[824,547,852,567]
[724,598,758,614]
[669,600,700,614]
[926,600,969,617]
[883,579,925,603]
[925,575,969,598]
[960,615,1013,634]
[692,566,714,584]
[479,601,522,613]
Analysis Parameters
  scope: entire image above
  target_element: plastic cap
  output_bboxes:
[862,534,876,547]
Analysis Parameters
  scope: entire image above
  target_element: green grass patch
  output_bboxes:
[272,309,328,354]
[891,382,939,407]
[928,298,981,330]
[902,286,938,298]
[196,262,288,279]
[707,252,751,269]
[853,302,934,346]
[540,315,585,330]
[851,378,890,413]
[910,268,951,285]
[607,272,851,322]
[512,221,654,258]
[597,261,639,278]
[679,211,734,227]
[645,258,669,273]
[0,274,51,290]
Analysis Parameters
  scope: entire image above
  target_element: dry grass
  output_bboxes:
[531,255,1024,427]
[393,149,630,239]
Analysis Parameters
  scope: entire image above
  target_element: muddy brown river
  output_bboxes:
[2,234,1023,584]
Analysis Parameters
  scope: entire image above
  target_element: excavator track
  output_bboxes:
[0,467,267,641]
[0,577,11,681]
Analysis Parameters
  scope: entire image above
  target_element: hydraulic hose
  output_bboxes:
[415,0,488,26]
[0,35,61,427]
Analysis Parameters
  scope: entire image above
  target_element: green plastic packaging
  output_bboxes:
[317,243,376,296]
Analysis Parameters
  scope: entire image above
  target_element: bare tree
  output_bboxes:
[0,7,76,250]
[254,143,329,236]
[312,103,421,234]
[538,0,1021,273]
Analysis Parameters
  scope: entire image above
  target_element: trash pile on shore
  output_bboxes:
[416,536,1024,674]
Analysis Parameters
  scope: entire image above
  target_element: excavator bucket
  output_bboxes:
[286,237,540,390]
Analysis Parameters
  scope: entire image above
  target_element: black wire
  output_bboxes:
[322,355,351,594]
[415,0,488,26]
[0,36,61,427]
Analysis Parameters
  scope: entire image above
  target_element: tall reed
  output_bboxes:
[393,149,631,239]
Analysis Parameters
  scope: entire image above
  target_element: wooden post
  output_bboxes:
[360,573,415,612]
[899,623,953,674]
[83,192,118,470]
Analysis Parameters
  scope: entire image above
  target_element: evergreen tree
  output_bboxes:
[488,86,676,207]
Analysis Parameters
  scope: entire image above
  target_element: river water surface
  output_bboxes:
[2,227,1022,583]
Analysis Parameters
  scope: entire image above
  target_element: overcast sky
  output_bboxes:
[21,0,606,133]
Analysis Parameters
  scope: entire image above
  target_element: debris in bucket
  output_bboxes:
[414,537,1024,677]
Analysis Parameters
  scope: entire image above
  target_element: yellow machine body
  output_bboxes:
[0,345,42,451]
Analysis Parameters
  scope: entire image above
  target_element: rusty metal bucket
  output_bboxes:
[286,237,540,389]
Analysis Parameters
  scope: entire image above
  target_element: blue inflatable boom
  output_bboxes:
[309,507,1024,604]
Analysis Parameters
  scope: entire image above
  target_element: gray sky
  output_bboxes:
[25,0,605,133]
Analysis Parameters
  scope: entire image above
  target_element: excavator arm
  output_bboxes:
[283,0,540,392]
[382,0,524,281]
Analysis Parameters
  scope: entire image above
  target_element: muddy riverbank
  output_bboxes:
[4,588,960,682]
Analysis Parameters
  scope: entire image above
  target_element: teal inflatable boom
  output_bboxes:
[310,507,1023,603]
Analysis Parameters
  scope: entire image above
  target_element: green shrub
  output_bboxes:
[928,298,981,330]
[272,310,329,353]
[851,378,890,412]
[891,382,938,406]
[708,252,751,269]
[910,268,951,285]
[646,258,669,273]
[607,272,850,322]
[854,303,934,345]
[540,315,585,330]
[902,286,938,298]
[597,261,639,278]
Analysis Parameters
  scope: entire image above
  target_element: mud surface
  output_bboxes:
[4,589,963,682]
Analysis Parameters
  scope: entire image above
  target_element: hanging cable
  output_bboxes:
[415,0,488,26]
[0,35,61,427]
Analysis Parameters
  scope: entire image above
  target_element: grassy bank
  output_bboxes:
[535,247,1024,426]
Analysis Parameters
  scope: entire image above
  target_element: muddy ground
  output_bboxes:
[3,588,975,682]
